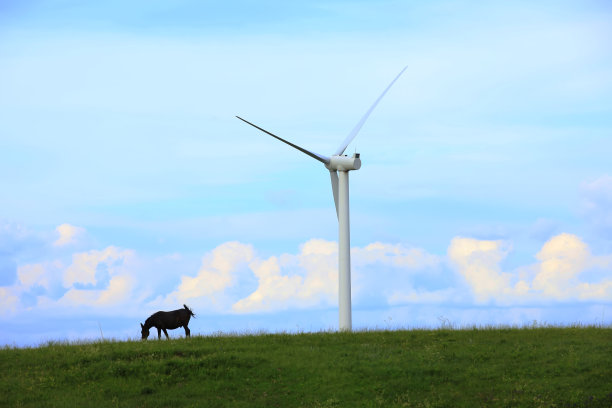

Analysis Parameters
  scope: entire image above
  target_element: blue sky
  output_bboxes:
[1,0,611,346]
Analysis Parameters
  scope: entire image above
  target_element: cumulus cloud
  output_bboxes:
[58,246,136,307]
[532,233,612,300]
[0,245,137,315]
[233,239,337,313]
[155,239,338,314]
[449,233,612,304]
[234,240,443,313]
[53,224,86,247]
[154,239,442,314]
[62,246,133,288]
[2,225,610,322]
[160,242,256,310]
[448,237,516,303]
[60,275,134,307]
[18,264,49,289]
[0,287,19,314]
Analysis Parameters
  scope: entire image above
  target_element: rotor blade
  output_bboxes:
[329,170,339,220]
[334,66,408,156]
[236,116,330,164]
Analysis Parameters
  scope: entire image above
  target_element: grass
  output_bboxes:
[1,326,611,407]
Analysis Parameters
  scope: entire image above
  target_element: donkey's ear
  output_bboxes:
[140,323,144,329]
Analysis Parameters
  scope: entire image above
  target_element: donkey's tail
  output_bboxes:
[183,304,196,318]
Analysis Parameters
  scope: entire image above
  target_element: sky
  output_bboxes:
[1,0,611,346]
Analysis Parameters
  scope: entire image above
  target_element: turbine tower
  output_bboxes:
[237,67,406,331]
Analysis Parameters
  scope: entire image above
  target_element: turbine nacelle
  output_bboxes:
[326,153,361,172]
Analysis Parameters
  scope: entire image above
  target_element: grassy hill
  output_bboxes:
[1,327,611,407]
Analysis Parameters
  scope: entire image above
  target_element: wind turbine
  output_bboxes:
[237,66,407,331]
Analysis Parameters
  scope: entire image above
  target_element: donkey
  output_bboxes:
[140,304,195,340]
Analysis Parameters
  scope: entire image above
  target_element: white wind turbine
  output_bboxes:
[237,66,407,331]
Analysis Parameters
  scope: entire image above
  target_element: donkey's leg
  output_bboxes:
[162,328,170,339]
[184,325,191,337]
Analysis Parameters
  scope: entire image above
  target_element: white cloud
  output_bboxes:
[60,275,134,307]
[18,264,49,289]
[233,239,337,313]
[53,224,85,247]
[449,233,612,304]
[161,242,255,310]
[2,229,610,323]
[62,246,133,288]
[532,233,612,300]
[50,246,137,309]
[1,235,445,316]
[234,239,442,313]
[447,237,515,303]
[0,287,19,315]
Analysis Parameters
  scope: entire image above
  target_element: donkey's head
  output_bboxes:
[140,323,150,340]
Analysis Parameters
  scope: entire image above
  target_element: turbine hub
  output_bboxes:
[326,153,361,171]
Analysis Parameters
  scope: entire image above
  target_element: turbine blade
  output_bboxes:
[334,66,408,156]
[329,170,339,220]
[236,116,330,164]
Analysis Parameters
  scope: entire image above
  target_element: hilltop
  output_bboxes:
[1,327,611,407]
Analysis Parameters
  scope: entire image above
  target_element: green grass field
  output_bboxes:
[1,327,611,407]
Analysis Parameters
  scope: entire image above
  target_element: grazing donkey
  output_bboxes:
[141,304,195,340]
